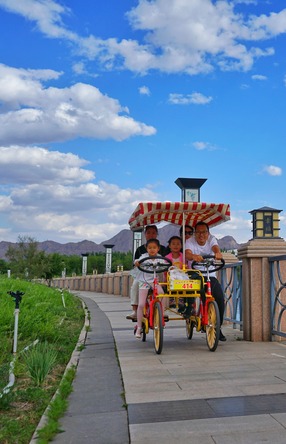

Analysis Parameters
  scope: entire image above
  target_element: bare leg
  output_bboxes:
[126,280,139,319]
[136,288,148,335]
[157,285,167,310]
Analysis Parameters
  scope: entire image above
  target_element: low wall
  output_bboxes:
[49,271,133,298]
[47,253,238,299]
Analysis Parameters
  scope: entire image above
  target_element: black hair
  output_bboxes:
[194,221,209,232]
[179,225,193,236]
[168,236,182,245]
[146,238,160,248]
[145,225,158,233]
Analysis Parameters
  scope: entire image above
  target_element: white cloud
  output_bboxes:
[0,64,156,144]
[0,146,94,185]
[263,165,282,176]
[0,145,160,242]
[139,86,151,96]
[124,0,283,73]
[233,1,257,4]
[251,74,267,81]
[1,1,285,75]
[0,0,76,40]
[72,62,86,75]
[0,195,13,211]
[192,141,217,151]
[168,92,213,105]
[6,179,158,241]
[0,181,159,242]
[212,212,253,244]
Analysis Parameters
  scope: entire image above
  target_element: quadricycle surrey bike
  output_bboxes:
[128,201,230,355]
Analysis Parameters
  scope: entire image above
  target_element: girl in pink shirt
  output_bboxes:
[165,236,184,269]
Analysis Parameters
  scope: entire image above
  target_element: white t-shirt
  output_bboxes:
[132,253,163,288]
[185,234,218,277]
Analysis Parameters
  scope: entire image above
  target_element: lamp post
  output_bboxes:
[133,229,142,258]
[81,253,89,276]
[175,177,207,202]
[61,261,66,278]
[103,244,114,273]
[249,206,282,239]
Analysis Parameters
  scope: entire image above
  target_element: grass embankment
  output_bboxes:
[0,277,85,444]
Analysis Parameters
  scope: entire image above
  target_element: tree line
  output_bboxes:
[0,236,133,279]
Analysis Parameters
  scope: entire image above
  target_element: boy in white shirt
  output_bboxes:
[185,221,226,342]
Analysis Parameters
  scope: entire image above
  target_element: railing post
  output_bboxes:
[269,256,286,339]
[238,238,286,341]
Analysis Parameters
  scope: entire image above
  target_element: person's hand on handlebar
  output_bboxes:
[191,254,204,262]
[214,251,223,260]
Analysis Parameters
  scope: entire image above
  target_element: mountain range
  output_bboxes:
[0,226,242,260]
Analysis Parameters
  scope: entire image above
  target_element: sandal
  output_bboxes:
[135,327,142,339]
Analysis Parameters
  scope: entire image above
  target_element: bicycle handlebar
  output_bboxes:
[137,256,172,274]
[191,256,225,273]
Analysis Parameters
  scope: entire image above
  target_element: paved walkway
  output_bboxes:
[52,291,286,444]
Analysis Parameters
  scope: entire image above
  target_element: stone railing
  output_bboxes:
[49,271,133,297]
[48,252,239,300]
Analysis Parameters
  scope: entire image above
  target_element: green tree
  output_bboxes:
[88,253,106,274]
[112,251,133,271]
[6,236,50,279]
[0,258,8,274]
[65,255,82,275]
[48,253,68,277]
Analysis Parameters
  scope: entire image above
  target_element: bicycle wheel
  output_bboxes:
[153,301,164,354]
[142,320,147,342]
[206,300,220,352]
[186,319,195,340]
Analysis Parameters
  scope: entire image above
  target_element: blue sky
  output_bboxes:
[0,0,286,245]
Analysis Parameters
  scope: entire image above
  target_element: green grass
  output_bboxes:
[0,277,85,443]
[35,366,76,444]
[23,341,58,387]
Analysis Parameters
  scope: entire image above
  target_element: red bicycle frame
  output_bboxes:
[145,270,165,329]
[199,268,216,328]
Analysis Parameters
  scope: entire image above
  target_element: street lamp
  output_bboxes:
[249,206,282,239]
[175,177,207,202]
[81,253,89,276]
[133,229,143,258]
[103,244,114,273]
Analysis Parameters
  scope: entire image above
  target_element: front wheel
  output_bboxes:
[186,319,195,340]
[153,301,163,354]
[206,300,220,352]
[141,321,147,342]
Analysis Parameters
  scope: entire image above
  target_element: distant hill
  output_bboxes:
[0,228,242,260]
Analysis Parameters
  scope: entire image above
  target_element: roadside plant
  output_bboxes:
[0,276,84,443]
[23,341,58,386]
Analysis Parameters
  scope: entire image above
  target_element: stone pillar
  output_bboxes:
[90,276,96,291]
[107,274,114,294]
[113,272,122,295]
[120,272,131,297]
[95,275,102,292]
[102,274,108,293]
[237,238,286,341]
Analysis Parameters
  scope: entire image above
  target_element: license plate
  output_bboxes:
[170,279,201,290]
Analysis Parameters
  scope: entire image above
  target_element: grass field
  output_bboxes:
[0,277,85,444]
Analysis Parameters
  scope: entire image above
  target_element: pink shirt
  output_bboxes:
[165,252,184,269]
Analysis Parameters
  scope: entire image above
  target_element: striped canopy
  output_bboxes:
[128,201,231,231]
